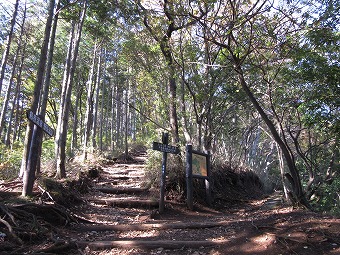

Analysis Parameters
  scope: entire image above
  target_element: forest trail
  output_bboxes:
[65,147,340,255]
[1,147,340,255]
[68,147,232,254]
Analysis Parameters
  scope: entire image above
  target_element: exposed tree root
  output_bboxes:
[76,239,227,250]
[36,241,79,254]
[0,202,76,249]
[77,220,230,231]
[0,217,23,245]
[89,198,159,208]
[95,186,148,195]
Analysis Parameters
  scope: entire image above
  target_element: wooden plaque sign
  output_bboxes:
[152,142,179,154]
[186,144,212,210]
[27,110,54,137]
[192,153,208,176]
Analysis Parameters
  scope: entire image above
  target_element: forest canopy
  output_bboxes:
[0,0,339,213]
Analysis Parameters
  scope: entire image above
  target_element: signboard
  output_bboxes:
[192,153,208,176]
[152,142,180,154]
[27,110,54,137]
[186,145,211,210]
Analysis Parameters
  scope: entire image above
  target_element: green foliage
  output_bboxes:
[313,176,340,216]
[144,149,162,188]
[144,149,185,196]
[0,143,22,180]
[41,137,55,161]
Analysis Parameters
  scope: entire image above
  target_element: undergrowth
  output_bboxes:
[145,150,264,206]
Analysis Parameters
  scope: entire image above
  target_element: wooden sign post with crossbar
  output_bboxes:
[152,133,179,213]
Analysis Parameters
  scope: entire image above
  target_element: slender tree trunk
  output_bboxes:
[71,78,82,153]
[99,48,106,151]
[168,64,179,144]
[142,3,180,144]
[83,43,97,160]
[0,41,20,139]
[197,121,202,150]
[55,0,87,178]
[39,0,60,117]
[35,0,60,174]
[124,89,129,158]
[55,21,75,165]
[22,0,55,196]
[104,81,111,149]
[203,106,213,152]
[0,1,26,140]
[116,86,121,148]
[130,83,136,142]
[12,95,22,144]
[7,36,26,147]
[203,34,213,152]
[4,87,17,146]
[91,47,102,149]
[111,77,116,151]
[99,80,105,151]
[277,141,290,202]
[180,80,191,144]
[0,0,19,93]
[234,63,306,206]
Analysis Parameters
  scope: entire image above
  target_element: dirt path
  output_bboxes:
[1,148,340,255]
[62,149,340,255]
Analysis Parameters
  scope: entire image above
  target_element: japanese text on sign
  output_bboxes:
[152,142,179,154]
[27,110,54,137]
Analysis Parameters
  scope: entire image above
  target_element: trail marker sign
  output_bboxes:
[152,142,180,154]
[152,133,180,213]
[27,110,54,137]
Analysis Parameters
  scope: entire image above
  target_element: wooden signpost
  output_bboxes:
[186,144,212,210]
[27,110,54,137]
[22,110,55,196]
[152,133,179,213]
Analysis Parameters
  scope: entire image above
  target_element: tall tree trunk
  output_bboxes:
[71,78,82,153]
[83,43,97,161]
[110,77,116,151]
[0,0,19,92]
[22,0,55,196]
[130,83,136,142]
[116,86,122,148]
[55,21,75,164]
[203,34,213,152]
[4,86,17,146]
[234,62,306,206]
[141,1,181,144]
[99,48,106,151]
[103,81,111,149]
[7,34,26,147]
[55,0,87,178]
[179,80,191,144]
[277,140,290,202]
[0,40,20,140]
[124,88,129,158]
[35,0,60,174]
[169,72,179,144]
[12,94,23,144]
[161,40,179,144]
[0,1,25,140]
[91,47,102,149]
